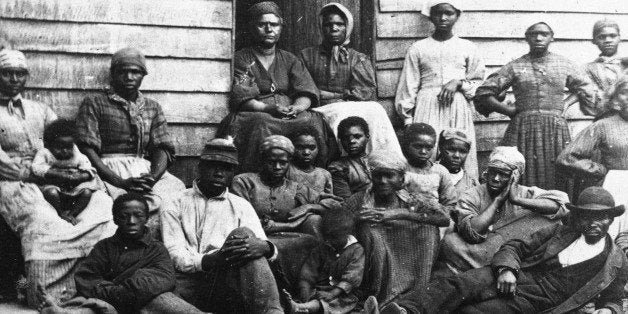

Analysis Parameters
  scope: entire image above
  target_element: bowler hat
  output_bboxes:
[566,186,625,217]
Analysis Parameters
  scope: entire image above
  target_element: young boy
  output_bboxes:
[32,119,102,224]
[283,209,365,314]
[437,128,479,196]
[328,116,372,199]
[287,127,333,194]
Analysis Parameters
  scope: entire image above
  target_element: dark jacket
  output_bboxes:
[492,224,628,314]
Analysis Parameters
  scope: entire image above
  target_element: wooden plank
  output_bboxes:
[23,90,229,123]
[1,20,232,60]
[0,0,232,29]
[168,156,201,187]
[23,52,231,92]
[379,0,628,14]
[375,38,628,65]
[377,12,628,40]
[170,123,218,156]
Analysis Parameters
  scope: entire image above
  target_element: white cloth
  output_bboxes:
[604,170,628,240]
[557,234,606,267]
[161,182,270,274]
[450,169,464,186]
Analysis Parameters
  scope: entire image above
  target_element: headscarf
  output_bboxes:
[439,128,471,148]
[111,47,147,75]
[200,137,239,165]
[0,49,28,116]
[593,19,620,39]
[368,150,408,173]
[487,146,525,175]
[248,1,283,20]
[421,0,463,17]
[319,2,354,63]
[259,135,294,156]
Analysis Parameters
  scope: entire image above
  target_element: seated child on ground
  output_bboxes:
[32,119,102,224]
[287,126,333,194]
[437,128,479,196]
[283,208,365,314]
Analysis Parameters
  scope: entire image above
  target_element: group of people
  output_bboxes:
[1,0,628,313]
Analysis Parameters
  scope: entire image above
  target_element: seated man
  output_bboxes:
[392,186,628,314]
[161,138,283,313]
[436,146,569,277]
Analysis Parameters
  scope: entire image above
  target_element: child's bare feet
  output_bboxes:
[281,289,308,314]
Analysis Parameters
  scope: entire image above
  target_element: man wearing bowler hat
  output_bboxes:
[384,186,628,314]
[161,138,283,313]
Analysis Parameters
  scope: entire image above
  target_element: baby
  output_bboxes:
[283,208,365,314]
[287,126,333,194]
[32,119,101,224]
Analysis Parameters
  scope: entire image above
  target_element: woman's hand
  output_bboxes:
[287,204,314,221]
[358,208,399,223]
[507,169,521,204]
[115,177,152,193]
[438,79,461,106]
[496,269,517,296]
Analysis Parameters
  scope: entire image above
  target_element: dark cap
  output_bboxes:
[566,186,625,218]
[200,137,238,165]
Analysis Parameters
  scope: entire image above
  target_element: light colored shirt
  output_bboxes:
[161,182,272,273]
[558,234,606,267]
[31,144,96,178]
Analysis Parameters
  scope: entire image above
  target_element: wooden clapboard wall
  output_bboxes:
[374,0,628,169]
[0,0,234,185]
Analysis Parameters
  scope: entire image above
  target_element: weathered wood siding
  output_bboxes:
[0,0,234,185]
[374,0,628,169]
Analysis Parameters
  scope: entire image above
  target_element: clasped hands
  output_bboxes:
[215,234,270,268]
[116,173,156,193]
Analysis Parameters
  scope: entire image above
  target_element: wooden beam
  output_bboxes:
[0,0,232,29]
[379,0,628,14]
[169,123,218,156]
[1,19,232,59]
[23,52,231,92]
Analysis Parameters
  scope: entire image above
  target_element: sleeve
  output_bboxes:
[581,63,608,117]
[289,55,320,107]
[344,53,377,101]
[323,170,334,194]
[75,97,102,152]
[237,199,268,241]
[230,53,261,110]
[75,151,97,178]
[230,175,252,202]
[521,186,570,219]
[160,198,204,273]
[147,101,176,161]
[454,187,488,244]
[328,161,352,200]
[595,257,628,314]
[474,62,515,99]
[336,245,365,294]
[395,44,422,126]
[556,122,607,178]
[491,224,561,272]
[0,144,29,181]
[437,169,458,216]
[74,241,135,309]
[31,149,52,178]
[565,61,596,115]
[460,45,486,100]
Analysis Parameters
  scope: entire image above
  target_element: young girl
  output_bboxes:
[328,116,371,200]
[437,128,478,196]
[283,208,364,314]
[287,127,333,194]
[32,119,102,225]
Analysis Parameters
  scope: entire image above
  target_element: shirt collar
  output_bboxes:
[113,227,152,247]
[595,55,622,64]
[192,180,228,200]
[344,234,358,249]
[107,88,145,106]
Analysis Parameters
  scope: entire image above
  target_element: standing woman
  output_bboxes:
[475,22,595,190]
[219,1,338,173]
[395,1,484,180]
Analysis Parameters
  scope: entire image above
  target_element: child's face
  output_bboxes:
[404,134,435,165]
[340,126,368,157]
[293,135,318,165]
[615,85,628,120]
[49,136,74,160]
[325,234,348,251]
[114,200,148,239]
[593,27,620,57]
[440,139,470,173]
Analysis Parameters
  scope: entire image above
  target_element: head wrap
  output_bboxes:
[110,47,147,75]
[319,3,354,63]
[593,19,620,38]
[200,137,239,165]
[487,146,525,174]
[0,49,28,71]
[259,135,294,156]
[421,0,463,17]
[439,128,471,147]
[368,150,408,173]
[248,1,283,20]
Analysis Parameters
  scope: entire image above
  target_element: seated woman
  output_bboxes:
[437,146,569,278]
[328,116,372,200]
[218,1,338,173]
[437,128,479,196]
[0,49,114,307]
[344,151,449,308]
[75,48,185,236]
[302,3,403,158]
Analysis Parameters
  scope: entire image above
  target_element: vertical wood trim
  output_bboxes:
[360,0,376,57]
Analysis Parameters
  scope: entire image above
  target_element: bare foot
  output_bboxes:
[281,289,309,314]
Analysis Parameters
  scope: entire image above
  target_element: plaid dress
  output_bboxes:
[476,52,595,190]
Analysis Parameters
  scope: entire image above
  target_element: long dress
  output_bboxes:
[218,47,339,173]
[475,52,595,190]
[301,45,403,158]
[395,36,485,180]
[0,98,115,307]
